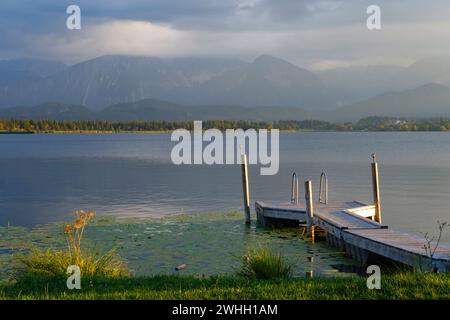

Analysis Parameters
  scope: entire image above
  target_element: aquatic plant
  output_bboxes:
[18,248,127,278]
[421,221,448,272]
[238,247,293,280]
[64,210,95,260]
[18,210,128,278]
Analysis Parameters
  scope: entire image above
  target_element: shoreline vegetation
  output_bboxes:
[2,117,450,133]
[0,212,449,300]
[1,273,449,300]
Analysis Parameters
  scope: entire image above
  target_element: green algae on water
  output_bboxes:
[0,211,361,280]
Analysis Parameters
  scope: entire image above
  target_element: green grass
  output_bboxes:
[0,272,448,300]
[238,247,293,280]
[0,213,360,280]
[17,248,128,278]
[1,212,448,300]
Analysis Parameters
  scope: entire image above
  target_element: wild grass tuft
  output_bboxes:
[16,210,128,278]
[238,247,293,280]
[17,248,128,278]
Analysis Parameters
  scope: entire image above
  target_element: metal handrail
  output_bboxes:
[319,171,328,204]
[291,172,299,204]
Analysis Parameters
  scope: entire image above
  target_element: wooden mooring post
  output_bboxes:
[305,180,315,241]
[371,154,382,223]
[241,151,251,224]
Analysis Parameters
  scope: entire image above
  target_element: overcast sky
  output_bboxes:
[1,0,450,69]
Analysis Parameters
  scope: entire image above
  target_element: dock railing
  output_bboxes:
[291,172,299,205]
[319,171,328,205]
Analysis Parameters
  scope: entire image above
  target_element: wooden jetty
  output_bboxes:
[242,153,450,272]
[256,200,450,272]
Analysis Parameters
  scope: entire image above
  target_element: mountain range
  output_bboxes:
[1,55,450,121]
[0,100,312,122]
[331,83,450,122]
[0,55,329,111]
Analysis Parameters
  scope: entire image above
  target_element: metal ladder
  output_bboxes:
[291,171,328,205]
[319,171,328,204]
[291,172,299,205]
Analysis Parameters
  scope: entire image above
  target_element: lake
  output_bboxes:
[1,132,450,241]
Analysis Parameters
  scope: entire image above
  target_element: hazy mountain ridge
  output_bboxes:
[3,81,450,122]
[0,55,327,110]
[191,55,331,110]
[331,83,450,122]
[0,102,93,120]
[0,99,313,121]
[316,64,407,106]
[0,59,66,83]
[0,56,246,110]
[0,56,325,110]
[317,57,450,106]
[2,55,450,120]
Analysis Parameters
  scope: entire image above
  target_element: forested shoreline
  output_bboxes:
[2,117,450,133]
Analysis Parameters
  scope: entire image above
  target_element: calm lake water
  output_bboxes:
[1,132,450,242]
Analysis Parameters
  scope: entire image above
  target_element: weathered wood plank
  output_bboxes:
[255,199,450,272]
[343,228,450,271]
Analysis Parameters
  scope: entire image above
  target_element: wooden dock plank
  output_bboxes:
[255,201,306,220]
[344,229,450,260]
[255,200,450,271]
[342,229,450,271]
[314,208,385,230]
[256,200,384,230]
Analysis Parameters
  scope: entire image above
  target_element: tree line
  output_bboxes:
[1,117,450,133]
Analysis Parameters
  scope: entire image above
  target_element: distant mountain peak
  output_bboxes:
[415,82,449,91]
[408,56,450,67]
[254,54,281,62]
[333,82,450,122]
[253,54,297,67]
[0,54,332,111]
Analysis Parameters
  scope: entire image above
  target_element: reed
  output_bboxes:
[17,210,128,278]
[238,247,293,280]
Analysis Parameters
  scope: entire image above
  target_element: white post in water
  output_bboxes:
[371,153,382,223]
[305,181,314,236]
[241,147,251,224]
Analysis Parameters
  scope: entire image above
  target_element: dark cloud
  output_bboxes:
[1,0,448,33]
[0,1,237,32]
[0,0,356,33]
[1,0,450,65]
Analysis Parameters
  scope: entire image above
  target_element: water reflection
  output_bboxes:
[0,133,449,242]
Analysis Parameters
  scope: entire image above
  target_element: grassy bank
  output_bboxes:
[0,212,360,280]
[1,212,448,300]
[0,272,449,300]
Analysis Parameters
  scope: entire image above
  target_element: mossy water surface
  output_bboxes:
[0,211,361,280]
